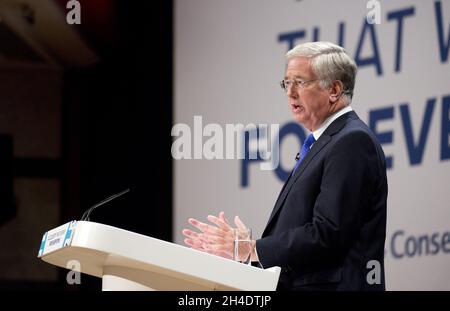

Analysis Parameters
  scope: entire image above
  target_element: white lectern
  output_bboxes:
[38,221,281,291]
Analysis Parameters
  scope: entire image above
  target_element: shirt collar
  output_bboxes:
[312,106,353,141]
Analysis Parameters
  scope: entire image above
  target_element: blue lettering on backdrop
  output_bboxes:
[240,122,306,187]
[354,21,383,76]
[391,230,405,258]
[241,2,450,187]
[387,7,415,72]
[240,95,450,186]
[400,99,435,165]
[278,19,384,75]
[368,97,450,170]
[441,95,450,160]
[277,1,450,73]
[312,26,320,42]
[366,96,450,171]
[369,107,394,169]
[278,30,306,51]
[241,128,263,187]
[435,1,450,63]
[390,230,450,259]
[275,122,306,181]
[338,22,345,48]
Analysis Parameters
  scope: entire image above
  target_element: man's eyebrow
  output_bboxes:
[284,75,306,80]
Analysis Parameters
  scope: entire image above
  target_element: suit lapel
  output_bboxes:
[263,111,359,236]
[264,135,331,231]
[271,168,293,209]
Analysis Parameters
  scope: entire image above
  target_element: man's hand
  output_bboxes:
[182,212,256,261]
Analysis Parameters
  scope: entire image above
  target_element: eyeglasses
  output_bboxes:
[280,79,319,93]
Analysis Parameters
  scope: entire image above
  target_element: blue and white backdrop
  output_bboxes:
[173,0,450,290]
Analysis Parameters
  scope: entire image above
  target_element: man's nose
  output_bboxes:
[287,85,298,98]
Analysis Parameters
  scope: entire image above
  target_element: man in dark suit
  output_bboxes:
[183,42,387,291]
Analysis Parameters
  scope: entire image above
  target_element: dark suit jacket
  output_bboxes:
[256,111,387,291]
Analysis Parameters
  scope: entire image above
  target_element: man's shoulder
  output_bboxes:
[338,116,378,143]
[328,118,386,165]
[327,118,382,153]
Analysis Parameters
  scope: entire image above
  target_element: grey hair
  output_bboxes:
[286,41,357,105]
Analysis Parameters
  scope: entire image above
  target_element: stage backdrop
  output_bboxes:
[173,0,450,290]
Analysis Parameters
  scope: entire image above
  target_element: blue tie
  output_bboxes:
[293,133,316,172]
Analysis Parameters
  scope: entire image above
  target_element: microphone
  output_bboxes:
[81,188,130,221]
[295,152,300,161]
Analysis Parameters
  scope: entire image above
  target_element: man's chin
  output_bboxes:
[292,112,304,124]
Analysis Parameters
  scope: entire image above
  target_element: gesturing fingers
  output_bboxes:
[234,215,248,231]
[182,228,199,239]
[189,218,226,237]
[207,215,232,233]
[183,227,209,248]
[201,233,228,245]
[184,237,205,250]
[219,211,231,226]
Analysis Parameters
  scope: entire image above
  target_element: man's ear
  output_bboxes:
[329,80,344,103]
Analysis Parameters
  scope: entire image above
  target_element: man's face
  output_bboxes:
[285,57,331,131]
